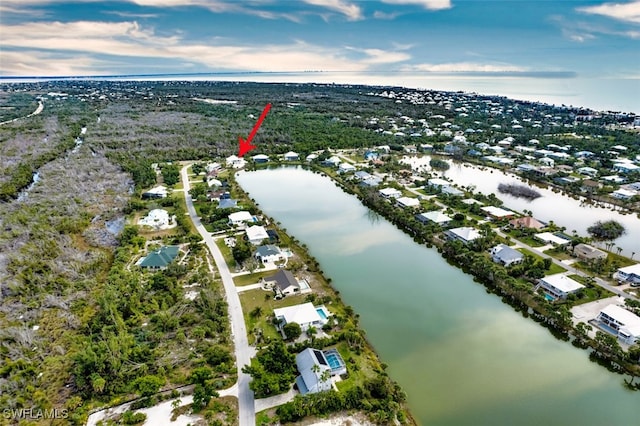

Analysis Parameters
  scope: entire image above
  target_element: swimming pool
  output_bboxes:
[325,352,343,370]
[316,308,328,319]
[544,294,555,301]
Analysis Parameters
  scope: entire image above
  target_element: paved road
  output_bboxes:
[180,166,255,426]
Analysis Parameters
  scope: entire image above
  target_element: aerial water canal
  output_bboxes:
[237,167,638,426]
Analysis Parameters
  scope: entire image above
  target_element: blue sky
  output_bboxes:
[1,1,639,110]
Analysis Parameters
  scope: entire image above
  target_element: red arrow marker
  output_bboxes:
[238,103,271,157]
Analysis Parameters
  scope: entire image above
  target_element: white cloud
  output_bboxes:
[0,20,383,75]
[302,0,363,20]
[346,47,411,64]
[577,1,640,24]
[373,10,402,20]
[0,50,110,76]
[381,0,452,11]
[402,62,526,73]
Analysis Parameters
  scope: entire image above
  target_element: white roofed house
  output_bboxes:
[226,155,246,169]
[416,211,452,227]
[396,196,420,209]
[228,210,254,227]
[338,162,356,174]
[284,151,299,161]
[595,305,640,345]
[445,227,481,244]
[537,273,585,300]
[273,302,330,331]
[245,225,269,245]
[379,187,402,199]
[615,264,640,285]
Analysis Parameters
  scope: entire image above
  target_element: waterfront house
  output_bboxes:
[354,171,372,181]
[284,151,299,161]
[612,188,637,200]
[322,156,341,167]
[396,196,420,209]
[138,246,180,270]
[490,244,524,267]
[481,206,514,220]
[226,155,246,169]
[252,154,269,163]
[295,348,332,394]
[445,227,481,244]
[263,269,307,297]
[218,199,238,209]
[306,154,318,162]
[509,216,545,230]
[534,232,571,246]
[595,305,640,345]
[338,162,356,174]
[416,211,452,227]
[273,302,330,331]
[615,264,640,285]
[538,274,584,300]
[245,225,269,245]
[379,187,402,199]
[254,245,285,264]
[573,244,607,262]
[228,211,254,227]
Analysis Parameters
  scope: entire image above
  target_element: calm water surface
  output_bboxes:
[237,167,638,426]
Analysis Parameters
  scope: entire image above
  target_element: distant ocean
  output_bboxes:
[3,71,638,114]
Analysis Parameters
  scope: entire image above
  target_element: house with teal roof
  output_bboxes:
[138,246,180,270]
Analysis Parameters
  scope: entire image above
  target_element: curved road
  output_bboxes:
[0,100,44,126]
[180,165,255,426]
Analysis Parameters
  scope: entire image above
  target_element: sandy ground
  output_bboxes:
[305,414,375,426]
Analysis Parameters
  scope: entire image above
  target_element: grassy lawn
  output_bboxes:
[215,238,236,268]
[240,290,309,345]
[233,270,274,287]
[543,248,572,261]
[517,248,567,274]
[333,341,380,393]
[568,274,615,305]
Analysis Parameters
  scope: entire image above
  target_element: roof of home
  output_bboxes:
[535,232,571,245]
[618,263,640,276]
[255,244,281,257]
[574,243,606,259]
[296,348,331,395]
[284,151,299,157]
[252,154,269,160]
[448,227,481,242]
[600,305,640,330]
[265,269,298,290]
[396,196,419,207]
[139,246,179,268]
[540,274,584,293]
[218,199,238,209]
[379,187,401,196]
[246,225,269,242]
[228,211,253,222]
[509,216,545,230]
[481,206,514,218]
[492,244,524,262]
[417,210,452,224]
[274,302,323,325]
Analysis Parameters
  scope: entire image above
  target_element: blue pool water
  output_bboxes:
[316,308,327,319]
[545,294,554,301]
[325,352,342,369]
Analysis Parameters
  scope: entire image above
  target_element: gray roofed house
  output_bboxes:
[445,227,481,244]
[264,269,300,296]
[416,211,452,227]
[573,243,607,262]
[254,245,285,263]
[490,244,524,267]
[295,348,332,395]
[138,246,180,270]
[218,199,238,209]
